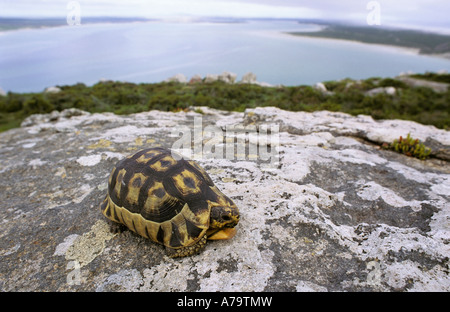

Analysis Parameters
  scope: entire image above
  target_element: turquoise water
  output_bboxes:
[1,20,449,92]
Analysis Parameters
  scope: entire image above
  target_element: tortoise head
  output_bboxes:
[206,193,240,240]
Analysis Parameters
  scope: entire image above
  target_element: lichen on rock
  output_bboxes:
[0,106,448,291]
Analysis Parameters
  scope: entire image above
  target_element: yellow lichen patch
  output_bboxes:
[55,167,67,179]
[221,177,236,183]
[134,137,144,146]
[65,220,115,268]
[87,139,112,149]
[208,168,224,175]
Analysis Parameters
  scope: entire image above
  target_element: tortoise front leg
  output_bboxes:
[165,235,207,258]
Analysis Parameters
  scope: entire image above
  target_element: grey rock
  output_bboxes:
[314,82,334,96]
[165,74,187,84]
[313,82,328,93]
[365,87,396,96]
[189,74,203,84]
[204,74,219,83]
[254,81,273,87]
[0,106,449,291]
[241,72,257,84]
[239,72,273,87]
[397,76,449,93]
[20,108,90,128]
[218,71,237,84]
[44,86,62,94]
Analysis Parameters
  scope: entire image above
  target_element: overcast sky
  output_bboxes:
[1,0,449,32]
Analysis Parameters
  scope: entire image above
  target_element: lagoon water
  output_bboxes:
[1,20,450,93]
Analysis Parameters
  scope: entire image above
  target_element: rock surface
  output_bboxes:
[44,86,62,94]
[365,87,396,96]
[397,76,449,93]
[241,72,258,84]
[218,71,238,84]
[0,106,449,292]
[165,74,188,84]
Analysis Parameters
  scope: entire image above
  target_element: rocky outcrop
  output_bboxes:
[241,72,258,84]
[165,74,188,84]
[313,82,334,96]
[165,72,273,87]
[204,74,219,83]
[397,76,449,93]
[189,74,203,84]
[44,86,62,94]
[0,107,449,291]
[218,71,237,84]
[365,87,396,96]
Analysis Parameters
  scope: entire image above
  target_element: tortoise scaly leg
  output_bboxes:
[165,235,207,258]
[109,221,127,234]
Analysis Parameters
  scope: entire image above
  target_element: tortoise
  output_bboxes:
[100,147,239,258]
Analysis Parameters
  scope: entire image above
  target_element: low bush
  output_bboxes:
[1,73,449,132]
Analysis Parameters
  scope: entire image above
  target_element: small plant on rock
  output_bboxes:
[383,133,432,160]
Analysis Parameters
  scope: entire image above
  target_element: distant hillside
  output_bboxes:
[0,17,153,31]
[289,24,450,55]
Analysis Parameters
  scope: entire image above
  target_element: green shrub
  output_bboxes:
[1,73,449,133]
[23,95,54,114]
[2,93,25,113]
[411,72,450,84]
[378,78,407,89]
[384,133,432,160]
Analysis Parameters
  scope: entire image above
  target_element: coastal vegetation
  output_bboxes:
[0,73,449,132]
[289,24,450,55]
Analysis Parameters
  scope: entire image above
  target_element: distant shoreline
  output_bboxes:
[2,17,450,61]
[288,24,450,60]
[0,17,157,32]
[296,36,450,61]
[284,32,448,60]
[0,16,247,32]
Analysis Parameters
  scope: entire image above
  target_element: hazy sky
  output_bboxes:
[1,0,449,31]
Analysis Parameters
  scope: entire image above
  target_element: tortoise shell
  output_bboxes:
[100,147,239,257]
